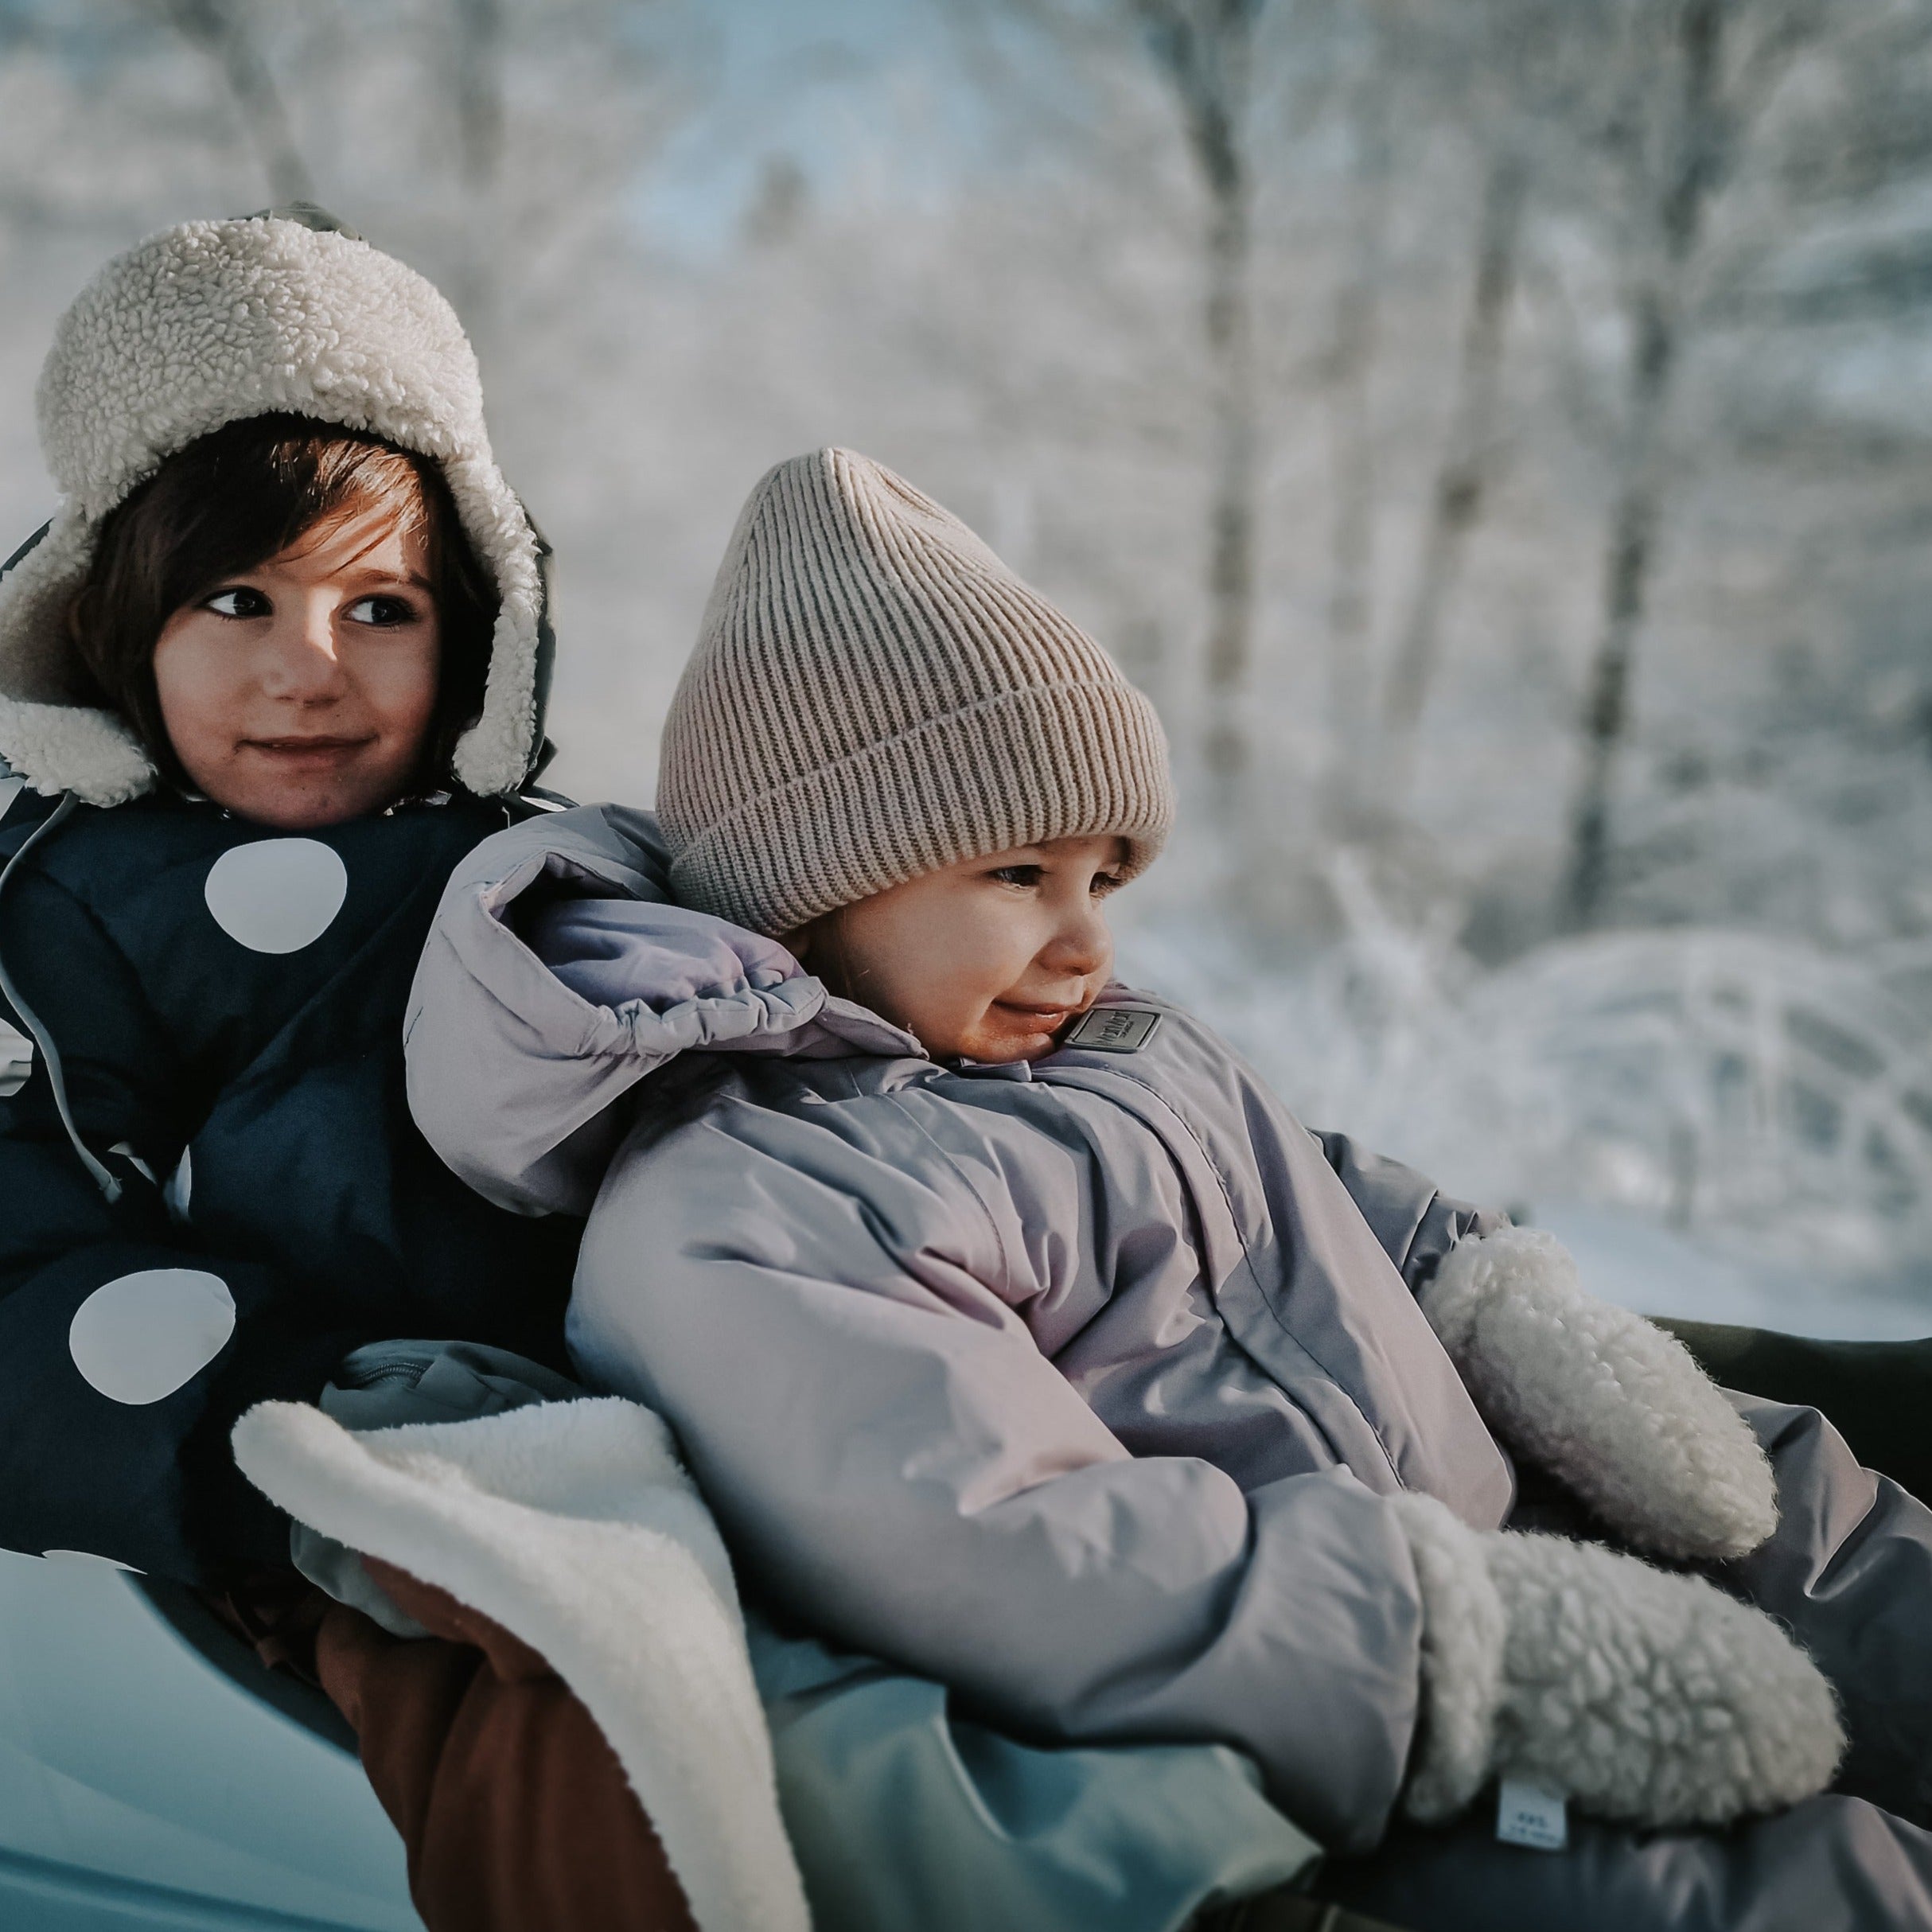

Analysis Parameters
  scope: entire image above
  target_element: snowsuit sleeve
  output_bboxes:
[567,1094,1431,1853]
[0,865,365,1582]
[1311,1128,1508,1293]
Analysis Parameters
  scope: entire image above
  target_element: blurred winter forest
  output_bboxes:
[5,0,1932,1327]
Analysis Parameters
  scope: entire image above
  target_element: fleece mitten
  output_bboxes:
[1422,1227,1778,1560]
[1393,1492,1844,1829]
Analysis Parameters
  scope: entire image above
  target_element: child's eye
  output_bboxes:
[989,864,1044,889]
[203,586,271,619]
[345,595,419,627]
[1089,872,1125,898]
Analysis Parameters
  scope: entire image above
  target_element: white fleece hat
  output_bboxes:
[0,210,545,804]
[658,448,1174,936]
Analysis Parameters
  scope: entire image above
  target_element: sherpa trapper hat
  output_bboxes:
[658,447,1174,936]
[0,205,547,805]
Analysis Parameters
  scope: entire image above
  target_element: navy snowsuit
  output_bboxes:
[0,783,578,1582]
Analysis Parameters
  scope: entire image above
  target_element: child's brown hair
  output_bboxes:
[67,412,496,793]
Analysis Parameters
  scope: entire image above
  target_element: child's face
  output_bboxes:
[151,505,442,829]
[793,835,1128,1062]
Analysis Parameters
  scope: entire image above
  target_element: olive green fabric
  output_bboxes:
[1657,1320,1932,1503]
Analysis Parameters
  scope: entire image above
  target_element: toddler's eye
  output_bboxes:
[345,594,418,627]
[1090,872,1125,898]
[989,864,1044,889]
[203,586,271,619]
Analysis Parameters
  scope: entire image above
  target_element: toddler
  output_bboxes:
[410,449,1932,1930]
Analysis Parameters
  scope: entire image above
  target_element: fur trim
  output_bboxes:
[442,450,543,796]
[232,1397,809,1932]
[1485,1530,1844,1827]
[1423,1227,1778,1560]
[0,216,543,802]
[1389,1493,1508,1824]
[0,697,152,804]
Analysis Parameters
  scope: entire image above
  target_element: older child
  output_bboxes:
[411,448,1932,1929]
[0,212,695,1930]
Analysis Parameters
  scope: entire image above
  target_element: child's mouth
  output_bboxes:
[243,735,375,765]
[993,1001,1077,1031]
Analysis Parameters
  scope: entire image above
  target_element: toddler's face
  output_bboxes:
[790,834,1128,1063]
[151,505,442,829]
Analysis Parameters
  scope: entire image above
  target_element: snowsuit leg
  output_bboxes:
[1311,1794,1932,1932]
[1659,1321,1932,1504]
[1717,1397,1932,1829]
[1314,1399,1932,1930]
[746,1611,1324,1932]
[315,1556,698,1932]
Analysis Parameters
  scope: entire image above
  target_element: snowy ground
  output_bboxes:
[1116,881,1932,1342]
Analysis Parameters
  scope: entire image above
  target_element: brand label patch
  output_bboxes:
[1061,1006,1162,1054]
[1496,1776,1568,1852]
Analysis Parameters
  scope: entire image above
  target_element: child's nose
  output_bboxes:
[261,601,347,699]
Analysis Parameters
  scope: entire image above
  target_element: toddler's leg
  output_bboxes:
[1659,1320,1932,1501]
[1718,1397,1932,1829]
[1313,1794,1932,1932]
[750,1611,1322,1932]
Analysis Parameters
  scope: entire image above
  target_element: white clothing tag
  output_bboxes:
[1496,1776,1568,1851]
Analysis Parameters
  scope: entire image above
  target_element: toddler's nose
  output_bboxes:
[1042,902,1112,980]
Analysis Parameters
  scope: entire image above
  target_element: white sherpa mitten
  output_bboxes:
[1393,1492,1844,1829]
[1422,1226,1778,1560]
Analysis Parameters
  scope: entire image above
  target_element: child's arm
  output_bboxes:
[1309,1128,1507,1293]
[1311,1130,1777,1562]
[567,1095,1430,1856]
[569,1094,1837,1851]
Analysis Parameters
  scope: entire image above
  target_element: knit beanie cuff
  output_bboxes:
[669,676,1174,936]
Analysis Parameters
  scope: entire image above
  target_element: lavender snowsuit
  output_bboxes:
[407,804,1932,1928]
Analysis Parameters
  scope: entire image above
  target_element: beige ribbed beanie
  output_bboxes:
[658,448,1174,936]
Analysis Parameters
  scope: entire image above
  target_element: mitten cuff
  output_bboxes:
[1422,1227,1778,1560]
[1389,1493,1507,1823]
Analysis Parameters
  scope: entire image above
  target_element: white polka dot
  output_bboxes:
[0,1015,31,1099]
[68,1269,236,1406]
[204,839,348,954]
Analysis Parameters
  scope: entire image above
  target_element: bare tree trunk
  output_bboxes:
[1137,0,1265,800]
[1563,0,1726,928]
[1380,146,1525,769]
[1564,302,1675,927]
[163,0,314,205]
[449,0,506,344]
[452,0,505,191]
[1202,130,1258,789]
[1320,68,1392,827]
